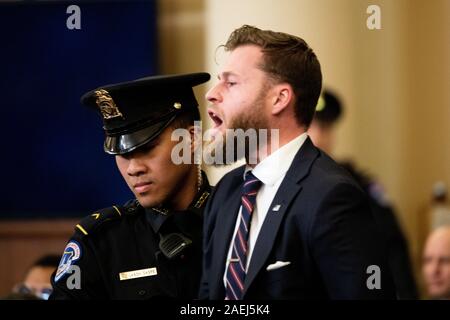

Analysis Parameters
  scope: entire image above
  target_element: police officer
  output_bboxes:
[50,73,211,299]
[308,89,418,299]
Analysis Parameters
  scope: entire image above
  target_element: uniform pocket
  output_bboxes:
[113,276,174,300]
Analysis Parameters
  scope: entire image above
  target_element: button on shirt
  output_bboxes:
[223,132,308,287]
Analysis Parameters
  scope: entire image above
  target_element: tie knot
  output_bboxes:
[243,171,262,196]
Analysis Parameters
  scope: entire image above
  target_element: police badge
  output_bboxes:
[94,89,124,120]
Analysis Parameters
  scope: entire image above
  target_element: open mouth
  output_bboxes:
[208,109,223,128]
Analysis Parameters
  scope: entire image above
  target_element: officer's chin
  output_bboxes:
[135,195,162,210]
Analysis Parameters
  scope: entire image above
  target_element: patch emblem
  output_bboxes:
[55,241,82,282]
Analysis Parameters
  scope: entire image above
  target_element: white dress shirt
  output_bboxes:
[223,132,308,287]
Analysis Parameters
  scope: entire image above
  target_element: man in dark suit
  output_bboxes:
[199,25,396,299]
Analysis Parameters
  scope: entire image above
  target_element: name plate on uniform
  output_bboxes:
[119,267,157,281]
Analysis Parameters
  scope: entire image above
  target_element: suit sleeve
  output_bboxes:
[49,233,108,300]
[310,182,396,299]
[198,185,220,300]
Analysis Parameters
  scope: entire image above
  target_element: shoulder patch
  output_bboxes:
[54,241,82,282]
[75,205,123,236]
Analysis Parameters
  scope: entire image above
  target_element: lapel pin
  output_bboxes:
[272,204,281,212]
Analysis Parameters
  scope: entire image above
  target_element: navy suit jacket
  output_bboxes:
[199,137,396,299]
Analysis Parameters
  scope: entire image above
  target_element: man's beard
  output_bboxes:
[204,88,270,166]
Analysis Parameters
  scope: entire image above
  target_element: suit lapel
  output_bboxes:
[243,137,319,295]
[210,172,244,299]
[243,177,302,293]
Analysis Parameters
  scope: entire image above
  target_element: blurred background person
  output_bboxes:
[4,255,60,300]
[420,182,450,253]
[429,182,450,230]
[308,90,418,299]
[307,91,342,155]
[422,226,450,299]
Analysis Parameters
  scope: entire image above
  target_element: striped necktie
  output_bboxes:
[225,171,262,300]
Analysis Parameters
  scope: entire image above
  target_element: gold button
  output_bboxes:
[173,102,182,109]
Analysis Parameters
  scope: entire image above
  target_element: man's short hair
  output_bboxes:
[223,25,322,128]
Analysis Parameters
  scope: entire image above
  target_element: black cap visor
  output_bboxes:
[104,114,177,155]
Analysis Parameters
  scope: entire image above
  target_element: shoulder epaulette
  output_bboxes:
[74,205,125,236]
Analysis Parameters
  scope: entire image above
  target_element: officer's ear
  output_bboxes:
[188,125,200,155]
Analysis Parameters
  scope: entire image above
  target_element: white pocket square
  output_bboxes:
[266,261,291,271]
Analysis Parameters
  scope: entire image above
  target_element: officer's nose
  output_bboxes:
[205,83,222,104]
[126,156,147,177]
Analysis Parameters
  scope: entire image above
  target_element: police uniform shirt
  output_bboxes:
[50,175,211,300]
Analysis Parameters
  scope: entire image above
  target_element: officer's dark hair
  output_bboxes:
[170,106,201,129]
[223,25,322,128]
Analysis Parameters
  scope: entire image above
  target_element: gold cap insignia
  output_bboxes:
[94,89,124,120]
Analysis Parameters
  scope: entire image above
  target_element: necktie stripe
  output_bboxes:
[238,222,249,240]
[242,196,253,213]
[229,263,244,290]
[226,280,239,300]
[225,171,262,300]
[240,214,248,232]
[244,179,259,187]
[232,245,246,271]
[237,229,247,253]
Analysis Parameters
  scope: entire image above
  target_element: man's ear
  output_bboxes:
[271,84,293,115]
